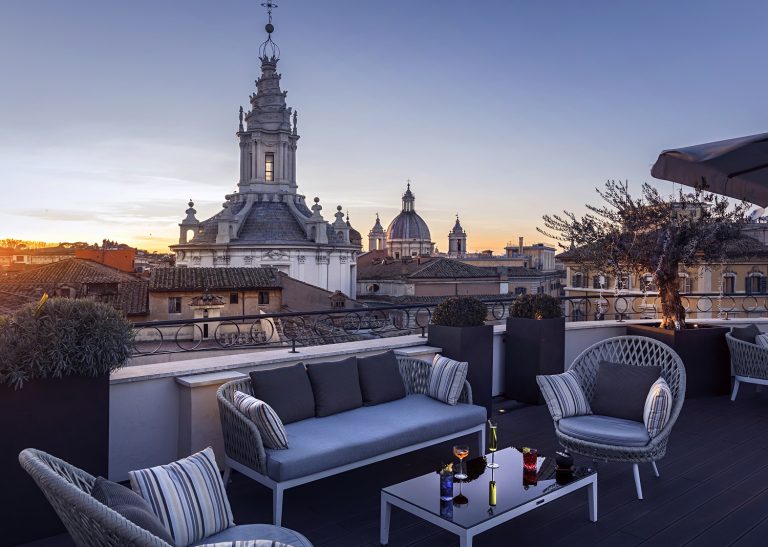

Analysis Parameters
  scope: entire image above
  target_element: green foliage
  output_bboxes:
[0,298,134,390]
[509,293,563,319]
[539,180,748,328]
[431,296,488,327]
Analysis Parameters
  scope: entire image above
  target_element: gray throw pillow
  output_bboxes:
[731,324,760,344]
[249,364,315,424]
[306,356,363,417]
[91,477,174,544]
[590,361,661,422]
[357,350,406,406]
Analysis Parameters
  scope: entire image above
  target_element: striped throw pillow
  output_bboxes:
[643,377,673,437]
[427,354,468,405]
[536,370,591,421]
[234,391,289,450]
[755,333,768,348]
[129,447,234,547]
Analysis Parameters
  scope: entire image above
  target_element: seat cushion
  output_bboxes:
[265,394,487,481]
[129,447,234,547]
[190,524,313,546]
[306,356,363,417]
[91,477,174,545]
[249,364,315,424]
[558,415,650,447]
[591,361,661,422]
[731,324,760,344]
[357,350,406,406]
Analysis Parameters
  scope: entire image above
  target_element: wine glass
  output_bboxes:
[453,444,469,480]
[487,419,499,469]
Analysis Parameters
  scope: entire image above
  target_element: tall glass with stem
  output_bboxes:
[487,419,499,469]
[453,444,469,480]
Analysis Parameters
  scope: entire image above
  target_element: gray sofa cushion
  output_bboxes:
[558,415,650,447]
[591,361,660,422]
[249,364,315,424]
[265,394,487,481]
[190,524,312,546]
[91,477,174,545]
[731,324,760,344]
[306,356,363,417]
[357,350,406,406]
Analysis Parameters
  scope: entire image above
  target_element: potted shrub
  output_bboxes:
[0,297,134,544]
[540,180,749,398]
[427,297,494,416]
[505,293,565,404]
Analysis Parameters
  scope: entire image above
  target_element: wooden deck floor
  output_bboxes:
[26,386,768,547]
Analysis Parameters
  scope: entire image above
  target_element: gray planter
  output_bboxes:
[505,317,566,404]
[427,324,494,416]
[626,324,730,398]
[0,374,110,545]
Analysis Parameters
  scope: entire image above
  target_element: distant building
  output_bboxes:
[171,20,361,297]
[0,258,148,318]
[370,183,435,259]
[357,252,505,301]
[447,216,467,258]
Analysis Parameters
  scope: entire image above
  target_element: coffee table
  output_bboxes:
[380,447,597,546]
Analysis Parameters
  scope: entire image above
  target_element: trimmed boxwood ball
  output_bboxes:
[0,298,134,390]
[431,296,488,327]
[509,293,563,320]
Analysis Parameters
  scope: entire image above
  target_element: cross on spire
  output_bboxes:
[261,2,278,25]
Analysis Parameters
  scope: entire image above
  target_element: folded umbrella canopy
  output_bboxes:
[651,132,768,206]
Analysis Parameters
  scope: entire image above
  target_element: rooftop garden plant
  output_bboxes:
[431,296,488,327]
[509,293,563,320]
[0,297,134,389]
[539,180,748,329]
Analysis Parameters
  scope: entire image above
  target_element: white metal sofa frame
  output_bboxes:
[217,356,485,526]
[550,335,686,500]
[726,332,768,401]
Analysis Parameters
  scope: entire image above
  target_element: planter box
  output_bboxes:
[626,324,730,398]
[428,324,494,416]
[505,317,566,405]
[0,375,110,545]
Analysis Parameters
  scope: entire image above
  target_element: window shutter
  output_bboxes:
[761,277,767,294]
[745,276,751,294]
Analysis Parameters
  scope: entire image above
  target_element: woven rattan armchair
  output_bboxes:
[217,356,481,526]
[18,448,171,547]
[726,332,768,401]
[550,336,686,500]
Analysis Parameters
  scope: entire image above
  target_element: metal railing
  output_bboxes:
[129,292,768,356]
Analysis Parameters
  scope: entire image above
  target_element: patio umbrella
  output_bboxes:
[650,132,768,206]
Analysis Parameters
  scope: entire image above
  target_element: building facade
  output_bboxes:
[171,19,361,297]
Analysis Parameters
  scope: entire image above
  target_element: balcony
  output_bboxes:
[17,317,768,546]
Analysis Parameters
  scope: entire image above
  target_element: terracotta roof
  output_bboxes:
[1,258,139,284]
[0,289,37,315]
[358,257,498,281]
[150,267,281,291]
[0,259,148,315]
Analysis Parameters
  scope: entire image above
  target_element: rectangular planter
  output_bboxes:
[505,317,565,405]
[0,374,110,546]
[427,324,494,417]
[626,324,730,398]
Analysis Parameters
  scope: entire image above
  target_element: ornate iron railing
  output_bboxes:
[129,292,768,356]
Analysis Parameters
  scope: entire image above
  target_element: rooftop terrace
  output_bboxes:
[16,319,768,547]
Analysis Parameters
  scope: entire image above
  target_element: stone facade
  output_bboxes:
[171,24,361,297]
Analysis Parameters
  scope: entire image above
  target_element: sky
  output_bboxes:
[1,0,767,253]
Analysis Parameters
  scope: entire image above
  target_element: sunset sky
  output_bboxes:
[1,0,767,253]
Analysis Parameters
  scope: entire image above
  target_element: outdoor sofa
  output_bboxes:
[217,352,487,526]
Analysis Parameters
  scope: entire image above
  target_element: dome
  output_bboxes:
[386,211,432,241]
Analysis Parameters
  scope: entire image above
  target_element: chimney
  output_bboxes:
[518,236,524,255]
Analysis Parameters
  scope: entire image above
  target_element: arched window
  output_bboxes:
[572,272,584,288]
[642,273,656,292]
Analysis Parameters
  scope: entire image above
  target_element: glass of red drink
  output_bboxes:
[522,447,538,471]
